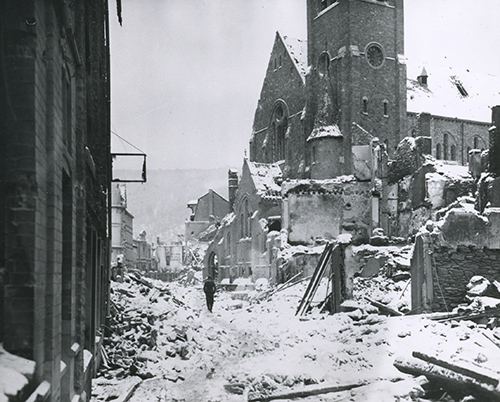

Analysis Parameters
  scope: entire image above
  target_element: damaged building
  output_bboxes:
[0,1,112,400]
[201,0,500,298]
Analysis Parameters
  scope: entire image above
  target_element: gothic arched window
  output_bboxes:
[443,133,449,160]
[245,199,251,237]
[436,143,442,160]
[450,144,457,161]
[318,52,330,78]
[271,103,288,161]
[362,97,368,114]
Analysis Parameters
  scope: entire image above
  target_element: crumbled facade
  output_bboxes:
[411,106,500,313]
[185,189,230,241]
[202,0,497,291]
[0,1,112,400]
[133,231,157,272]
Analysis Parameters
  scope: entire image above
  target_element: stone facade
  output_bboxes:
[0,1,111,400]
[250,0,493,182]
[134,232,157,272]
[203,160,282,282]
[411,207,500,313]
[185,189,230,241]
[408,112,489,165]
[111,184,135,267]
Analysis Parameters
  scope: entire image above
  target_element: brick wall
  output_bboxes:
[250,33,306,178]
[432,246,500,311]
[0,0,111,400]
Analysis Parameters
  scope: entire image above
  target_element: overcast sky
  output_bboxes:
[109,0,500,170]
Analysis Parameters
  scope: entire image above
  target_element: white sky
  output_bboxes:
[110,0,500,170]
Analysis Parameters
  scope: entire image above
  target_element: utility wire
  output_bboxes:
[111,130,146,154]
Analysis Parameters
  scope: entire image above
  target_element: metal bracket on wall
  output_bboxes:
[111,153,147,183]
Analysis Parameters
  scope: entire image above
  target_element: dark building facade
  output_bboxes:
[0,1,112,400]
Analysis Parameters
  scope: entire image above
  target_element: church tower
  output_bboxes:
[305,0,406,176]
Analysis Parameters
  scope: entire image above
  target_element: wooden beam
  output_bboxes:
[412,351,499,387]
[248,380,369,402]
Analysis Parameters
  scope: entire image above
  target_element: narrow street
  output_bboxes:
[91,273,500,402]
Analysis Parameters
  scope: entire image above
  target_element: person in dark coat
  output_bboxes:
[203,276,216,312]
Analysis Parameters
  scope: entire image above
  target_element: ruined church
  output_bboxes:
[201,0,499,286]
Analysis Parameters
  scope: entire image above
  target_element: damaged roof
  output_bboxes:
[407,62,500,122]
[279,37,499,123]
[247,160,283,199]
[280,34,308,81]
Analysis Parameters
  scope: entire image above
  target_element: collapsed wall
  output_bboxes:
[282,176,373,245]
[411,207,500,313]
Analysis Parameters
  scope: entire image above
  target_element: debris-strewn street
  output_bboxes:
[91,270,500,402]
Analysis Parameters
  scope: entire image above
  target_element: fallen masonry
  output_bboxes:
[91,265,500,402]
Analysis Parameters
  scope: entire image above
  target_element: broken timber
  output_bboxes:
[248,380,369,402]
[364,297,404,317]
[394,357,500,400]
[296,242,335,316]
[412,351,499,387]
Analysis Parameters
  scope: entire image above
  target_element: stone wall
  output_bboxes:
[283,178,372,245]
[431,246,500,311]
[250,33,306,178]
[411,208,500,313]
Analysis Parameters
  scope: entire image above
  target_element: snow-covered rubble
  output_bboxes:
[92,270,500,402]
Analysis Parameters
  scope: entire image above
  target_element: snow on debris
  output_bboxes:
[0,344,35,401]
[281,34,308,81]
[247,161,282,198]
[92,263,500,401]
[282,175,356,195]
[306,123,343,142]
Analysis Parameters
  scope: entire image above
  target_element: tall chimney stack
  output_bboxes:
[228,169,238,211]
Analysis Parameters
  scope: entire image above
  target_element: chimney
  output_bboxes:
[228,169,238,211]
[417,67,428,87]
[490,105,500,177]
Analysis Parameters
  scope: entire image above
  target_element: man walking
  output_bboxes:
[203,276,216,312]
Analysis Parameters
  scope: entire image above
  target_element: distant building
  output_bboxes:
[203,159,283,281]
[0,1,112,400]
[111,184,135,268]
[185,189,230,241]
[133,231,157,272]
[153,238,184,281]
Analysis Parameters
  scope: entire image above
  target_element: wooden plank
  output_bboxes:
[412,351,499,387]
[365,297,403,317]
[394,357,500,400]
[296,243,335,316]
[247,380,369,402]
[301,243,334,314]
[295,243,330,316]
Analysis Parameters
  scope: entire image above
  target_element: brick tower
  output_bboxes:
[305,0,407,176]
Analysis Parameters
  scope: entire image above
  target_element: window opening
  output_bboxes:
[436,143,442,160]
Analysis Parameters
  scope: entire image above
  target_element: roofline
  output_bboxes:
[276,31,306,84]
[406,110,490,126]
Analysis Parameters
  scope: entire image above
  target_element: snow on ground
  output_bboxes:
[92,276,500,402]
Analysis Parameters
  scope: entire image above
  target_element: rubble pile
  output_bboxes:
[100,273,208,381]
